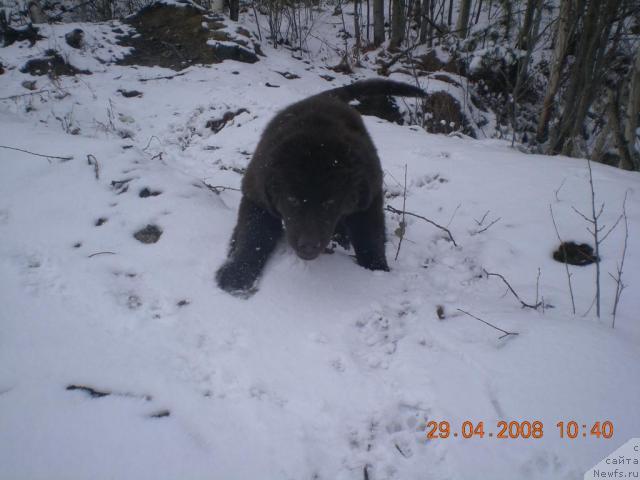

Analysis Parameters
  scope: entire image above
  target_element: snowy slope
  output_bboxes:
[1,15,640,480]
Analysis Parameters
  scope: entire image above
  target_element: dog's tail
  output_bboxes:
[323,79,426,101]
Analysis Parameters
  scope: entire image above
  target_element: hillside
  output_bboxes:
[1,5,639,479]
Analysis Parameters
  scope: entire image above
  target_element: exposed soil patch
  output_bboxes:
[206,108,249,133]
[118,89,143,98]
[416,50,460,74]
[149,409,170,418]
[553,241,599,266]
[117,3,259,70]
[111,178,133,194]
[20,49,91,77]
[1,22,43,46]
[134,224,162,244]
[139,187,162,197]
[275,70,300,79]
[423,91,474,137]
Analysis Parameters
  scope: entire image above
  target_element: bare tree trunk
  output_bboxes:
[511,0,543,145]
[553,0,620,156]
[229,0,239,21]
[455,0,471,38]
[500,0,512,40]
[622,46,640,170]
[390,0,406,48]
[608,89,636,170]
[535,0,572,143]
[366,0,371,42]
[447,0,453,25]
[474,0,483,24]
[354,0,362,50]
[373,0,385,46]
[419,0,430,43]
[28,0,48,23]
[517,0,536,49]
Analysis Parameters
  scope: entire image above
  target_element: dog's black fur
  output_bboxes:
[216,79,426,295]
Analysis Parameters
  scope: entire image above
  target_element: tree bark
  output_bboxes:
[229,0,239,21]
[373,0,385,46]
[517,0,536,49]
[500,0,512,40]
[390,0,406,48]
[354,0,361,50]
[455,0,471,38]
[622,46,640,170]
[608,90,635,170]
[554,0,619,156]
[535,0,572,143]
[419,0,430,43]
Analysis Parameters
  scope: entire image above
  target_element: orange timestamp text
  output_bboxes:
[426,420,614,439]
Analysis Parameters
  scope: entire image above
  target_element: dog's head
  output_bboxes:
[267,139,371,260]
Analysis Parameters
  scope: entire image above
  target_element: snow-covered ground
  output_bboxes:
[1,12,639,480]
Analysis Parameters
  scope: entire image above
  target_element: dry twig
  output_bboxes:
[609,192,629,328]
[385,205,458,247]
[0,145,73,162]
[457,309,519,339]
[0,89,50,101]
[394,164,408,261]
[483,268,542,309]
[202,181,241,194]
[550,204,576,314]
[87,154,99,180]
[88,251,116,258]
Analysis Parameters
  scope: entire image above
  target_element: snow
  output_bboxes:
[1,13,640,480]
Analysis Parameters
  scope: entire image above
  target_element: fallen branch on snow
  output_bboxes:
[385,204,458,247]
[482,268,542,310]
[0,145,73,162]
[457,308,519,340]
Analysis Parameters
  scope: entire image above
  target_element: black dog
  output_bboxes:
[216,79,426,295]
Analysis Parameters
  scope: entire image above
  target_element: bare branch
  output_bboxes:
[88,251,116,258]
[483,268,542,309]
[554,178,567,202]
[385,205,458,247]
[202,181,241,194]
[610,192,629,328]
[473,216,501,235]
[0,89,50,101]
[456,309,519,339]
[600,212,623,243]
[394,164,408,261]
[550,204,576,314]
[138,71,189,82]
[447,203,462,228]
[0,145,73,162]
[474,210,490,226]
[87,154,99,180]
[587,158,602,318]
[571,205,592,223]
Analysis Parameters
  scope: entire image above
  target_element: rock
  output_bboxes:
[65,28,84,49]
[134,224,162,244]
